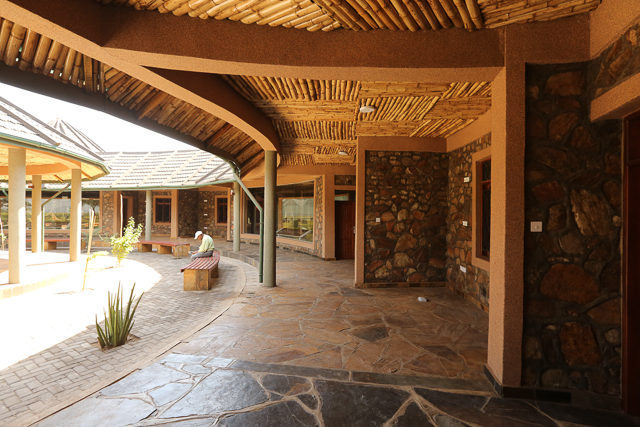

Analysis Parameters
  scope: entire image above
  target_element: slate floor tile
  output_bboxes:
[35,396,155,427]
[217,401,318,427]
[535,401,640,427]
[391,402,434,426]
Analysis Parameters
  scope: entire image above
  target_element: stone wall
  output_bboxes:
[446,134,491,310]
[524,61,622,396]
[592,19,640,98]
[364,151,448,284]
[335,175,356,186]
[197,190,228,238]
[100,191,115,236]
[179,189,199,238]
[314,176,323,256]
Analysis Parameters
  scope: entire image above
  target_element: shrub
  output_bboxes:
[109,217,143,267]
[96,283,143,349]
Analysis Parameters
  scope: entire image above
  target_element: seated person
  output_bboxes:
[191,231,214,260]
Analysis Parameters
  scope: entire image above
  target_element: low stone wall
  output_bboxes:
[364,151,449,284]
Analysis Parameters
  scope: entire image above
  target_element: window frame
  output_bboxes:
[153,196,172,225]
[471,147,491,271]
[215,195,228,225]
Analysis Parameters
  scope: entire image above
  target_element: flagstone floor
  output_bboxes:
[173,256,489,380]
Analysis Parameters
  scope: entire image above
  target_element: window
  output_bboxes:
[155,197,171,223]
[480,159,491,258]
[244,181,314,242]
[472,147,491,270]
[216,197,228,224]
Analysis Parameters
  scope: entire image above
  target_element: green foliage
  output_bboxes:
[109,217,143,267]
[96,283,144,349]
[88,251,108,262]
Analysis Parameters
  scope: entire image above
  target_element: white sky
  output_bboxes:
[0,82,192,152]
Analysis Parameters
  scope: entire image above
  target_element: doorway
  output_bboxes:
[335,201,355,260]
[624,112,640,415]
[121,196,134,235]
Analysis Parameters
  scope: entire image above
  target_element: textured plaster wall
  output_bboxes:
[524,60,623,396]
[446,134,492,310]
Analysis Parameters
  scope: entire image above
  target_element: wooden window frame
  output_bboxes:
[153,195,172,225]
[472,147,491,271]
[215,195,228,225]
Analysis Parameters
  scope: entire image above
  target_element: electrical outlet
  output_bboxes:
[531,221,543,232]
[460,266,467,273]
[464,176,471,183]
[376,218,381,223]
[462,221,468,227]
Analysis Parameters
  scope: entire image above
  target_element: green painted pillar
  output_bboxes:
[263,150,277,288]
[233,181,241,252]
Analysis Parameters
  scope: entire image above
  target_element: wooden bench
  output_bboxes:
[26,239,86,250]
[137,240,190,258]
[180,251,220,291]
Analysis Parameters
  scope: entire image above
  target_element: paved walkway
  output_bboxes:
[33,247,639,427]
[0,251,247,427]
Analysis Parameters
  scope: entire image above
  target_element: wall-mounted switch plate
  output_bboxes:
[376,218,381,223]
[203,199,208,202]
[460,266,467,273]
[531,221,543,232]
[464,176,471,183]
[462,221,468,227]
[203,213,208,216]
[204,227,208,229]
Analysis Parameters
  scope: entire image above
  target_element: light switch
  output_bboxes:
[203,213,208,216]
[460,266,467,273]
[204,227,208,229]
[376,218,381,223]
[464,176,471,183]
[203,199,208,202]
[531,221,543,232]
[462,221,468,227]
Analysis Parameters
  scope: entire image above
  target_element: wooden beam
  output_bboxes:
[206,122,232,148]
[83,54,93,93]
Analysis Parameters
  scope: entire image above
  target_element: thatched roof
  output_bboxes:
[96,0,600,32]
[0,95,108,183]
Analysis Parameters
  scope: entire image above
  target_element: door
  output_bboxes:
[121,197,132,235]
[335,201,355,260]
[624,113,640,415]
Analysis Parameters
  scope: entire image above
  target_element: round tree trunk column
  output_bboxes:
[8,147,26,284]
[263,150,277,288]
[69,168,82,262]
[233,181,241,252]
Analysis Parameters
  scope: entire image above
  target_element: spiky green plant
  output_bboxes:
[96,283,144,349]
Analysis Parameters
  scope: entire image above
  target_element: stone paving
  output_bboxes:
[175,246,489,380]
[0,250,247,427]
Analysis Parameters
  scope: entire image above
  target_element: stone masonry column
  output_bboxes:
[69,168,82,262]
[8,148,26,283]
[233,181,241,251]
[263,150,277,288]
[145,190,152,241]
[31,174,42,253]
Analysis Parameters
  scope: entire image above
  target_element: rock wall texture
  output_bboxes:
[179,189,199,238]
[592,19,640,98]
[314,177,323,256]
[446,134,492,310]
[335,175,356,185]
[100,191,115,236]
[197,190,228,238]
[364,151,449,284]
[524,60,622,396]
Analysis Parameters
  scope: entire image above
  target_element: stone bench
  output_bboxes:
[137,240,190,258]
[180,251,220,291]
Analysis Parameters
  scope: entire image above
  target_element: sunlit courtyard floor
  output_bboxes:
[0,250,245,427]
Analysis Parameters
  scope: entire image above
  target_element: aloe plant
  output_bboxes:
[96,283,144,349]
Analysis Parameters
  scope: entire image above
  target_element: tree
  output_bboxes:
[109,217,143,267]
